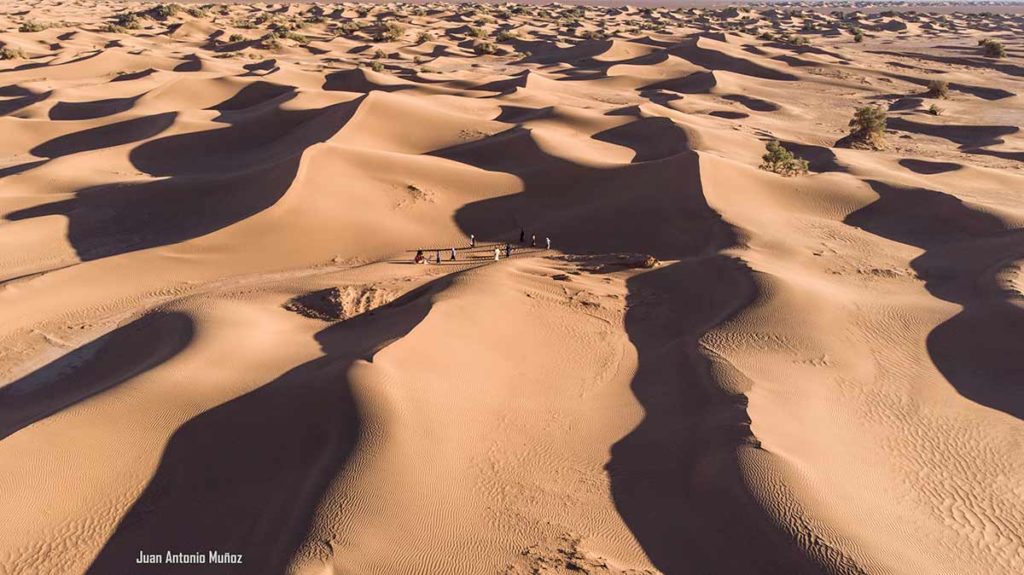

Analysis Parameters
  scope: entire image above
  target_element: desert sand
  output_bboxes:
[0,1,1022,574]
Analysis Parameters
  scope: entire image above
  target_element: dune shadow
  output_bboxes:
[86,280,444,575]
[612,257,823,574]
[722,93,781,112]
[709,110,749,119]
[0,312,193,442]
[31,112,177,159]
[898,158,963,175]
[49,95,140,121]
[0,89,50,116]
[8,98,358,261]
[846,180,1024,419]
[592,116,691,163]
[441,125,819,571]
[887,117,1018,149]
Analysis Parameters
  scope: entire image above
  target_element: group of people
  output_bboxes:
[413,228,552,264]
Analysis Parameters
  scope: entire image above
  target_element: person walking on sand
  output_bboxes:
[451,247,457,261]
[531,234,536,248]
[546,236,551,250]
[414,250,425,264]
[494,246,501,261]
[519,228,525,244]
[435,250,441,264]
[470,234,475,248]
[505,243,511,258]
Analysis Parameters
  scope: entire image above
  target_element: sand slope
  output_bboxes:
[1,2,1023,575]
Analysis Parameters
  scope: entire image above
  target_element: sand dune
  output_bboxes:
[1,2,1023,574]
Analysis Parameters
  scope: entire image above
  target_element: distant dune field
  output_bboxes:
[0,2,1022,574]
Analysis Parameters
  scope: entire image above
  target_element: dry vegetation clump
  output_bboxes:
[19,21,49,33]
[112,11,142,30]
[847,105,887,149]
[374,21,405,42]
[475,41,497,55]
[0,46,26,60]
[926,79,949,98]
[338,21,360,35]
[759,140,809,176]
[979,38,1007,58]
[259,35,281,50]
[495,29,517,42]
[146,3,182,21]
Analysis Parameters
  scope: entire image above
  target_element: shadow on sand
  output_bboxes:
[0,312,193,441]
[846,180,1024,420]
[7,97,359,262]
[87,279,446,575]
[443,124,820,572]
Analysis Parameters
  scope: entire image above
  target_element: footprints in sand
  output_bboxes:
[505,534,659,575]
[285,284,398,321]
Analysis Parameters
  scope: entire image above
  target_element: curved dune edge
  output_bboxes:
[0,3,1023,575]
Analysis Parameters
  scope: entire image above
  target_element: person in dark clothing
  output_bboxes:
[450,247,456,261]
[435,250,441,264]
[505,243,511,258]
[414,250,425,264]
[519,228,525,244]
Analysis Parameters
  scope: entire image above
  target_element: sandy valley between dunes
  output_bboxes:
[0,1,1023,574]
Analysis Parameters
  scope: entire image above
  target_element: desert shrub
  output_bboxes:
[979,38,1006,58]
[496,30,517,42]
[926,79,949,98]
[114,12,142,29]
[19,21,48,33]
[259,35,281,50]
[338,21,360,34]
[579,29,605,40]
[228,33,245,43]
[373,48,385,59]
[268,23,307,43]
[0,46,26,60]
[928,104,942,116]
[475,41,497,55]
[370,60,385,72]
[848,105,887,147]
[374,22,405,42]
[759,31,775,41]
[105,24,126,33]
[149,4,182,20]
[468,26,487,38]
[852,28,864,42]
[186,7,207,18]
[775,32,810,46]
[417,31,434,43]
[759,140,809,176]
